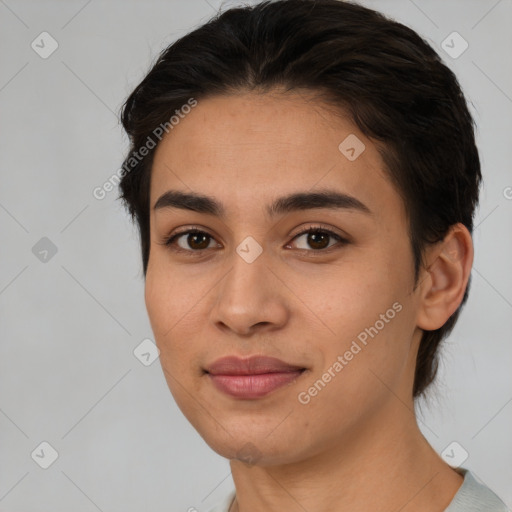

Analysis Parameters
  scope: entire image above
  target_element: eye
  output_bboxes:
[287,225,348,252]
[160,224,348,255]
[162,228,218,253]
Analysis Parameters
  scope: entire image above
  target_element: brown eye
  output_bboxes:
[165,229,217,252]
[182,232,211,250]
[162,225,348,256]
[303,231,330,250]
[290,228,347,251]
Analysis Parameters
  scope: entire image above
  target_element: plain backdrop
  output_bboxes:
[0,0,511,510]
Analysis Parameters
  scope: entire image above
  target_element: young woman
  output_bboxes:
[118,1,510,510]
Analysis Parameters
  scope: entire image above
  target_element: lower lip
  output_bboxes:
[207,370,305,399]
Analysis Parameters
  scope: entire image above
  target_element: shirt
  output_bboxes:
[207,468,510,512]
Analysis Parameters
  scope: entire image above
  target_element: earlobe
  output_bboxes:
[416,224,474,331]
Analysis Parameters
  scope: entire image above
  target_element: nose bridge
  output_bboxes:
[223,236,271,303]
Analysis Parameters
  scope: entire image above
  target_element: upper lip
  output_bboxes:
[205,355,305,376]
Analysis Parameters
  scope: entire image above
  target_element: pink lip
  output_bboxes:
[205,356,306,399]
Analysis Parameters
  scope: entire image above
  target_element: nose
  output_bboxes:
[209,247,289,337]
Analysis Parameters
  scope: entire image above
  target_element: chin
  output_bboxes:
[195,424,310,467]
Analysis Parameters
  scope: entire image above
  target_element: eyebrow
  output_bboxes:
[153,188,372,218]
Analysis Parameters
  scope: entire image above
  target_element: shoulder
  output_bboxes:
[444,468,510,512]
[205,471,510,512]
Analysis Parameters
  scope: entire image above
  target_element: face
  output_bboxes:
[145,91,423,465]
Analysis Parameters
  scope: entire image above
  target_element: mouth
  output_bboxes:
[204,355,307,399]
[206,369,306,399]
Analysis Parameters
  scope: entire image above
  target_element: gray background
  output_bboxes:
[0,0,511,510]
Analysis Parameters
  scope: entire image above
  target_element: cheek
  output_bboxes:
[306,258,400,331]
[144,265,187,372]
[144,267,204,407]
[144,257,199,338]
[144,260,208,368]
[305,257,414,388]
[144,266,167,337]
[297,306,413,435]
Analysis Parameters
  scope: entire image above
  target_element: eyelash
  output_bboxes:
[161,224,349,256]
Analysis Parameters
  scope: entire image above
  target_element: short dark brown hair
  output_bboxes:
[118,0,482,398]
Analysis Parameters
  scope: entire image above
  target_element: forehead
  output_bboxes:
[150,91,403,223]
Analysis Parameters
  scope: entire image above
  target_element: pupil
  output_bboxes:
[309,232,329,249]
[189,233,209,250]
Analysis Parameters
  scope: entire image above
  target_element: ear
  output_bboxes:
[416,223,474,331]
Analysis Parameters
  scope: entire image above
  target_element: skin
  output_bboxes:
[145,90,473,512]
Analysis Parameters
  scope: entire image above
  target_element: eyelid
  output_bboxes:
[289,223,349,243]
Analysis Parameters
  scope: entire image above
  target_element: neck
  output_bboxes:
[228,399,463,512]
